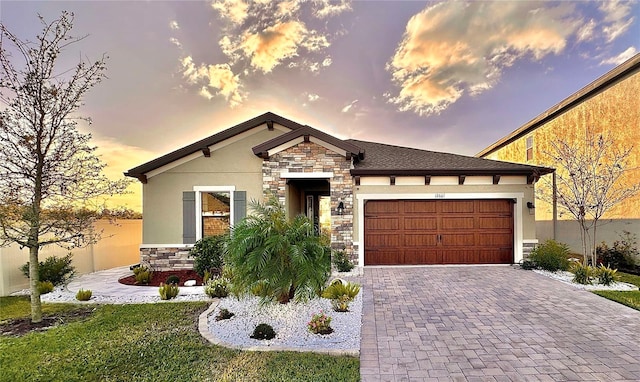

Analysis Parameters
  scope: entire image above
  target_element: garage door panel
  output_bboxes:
[404,234,437,247]
[365,200,399,214]
[441,217,475,230]
[365,233,400,247]
[366,217,399,230]
[404,200,436,213]
[440,200,474,213]
[365,199,513,265]
[404,217,437,230]
[478,216,511,229]
[478,200,512,213]
[365,250,400,265]
[477,233,512,246]
[441,233,475,246]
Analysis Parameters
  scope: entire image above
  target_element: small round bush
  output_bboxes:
[529,240,570,272]
[189,234,227,277]
[332,250,354,272]
[21,253,76,286]
[165,275,180,285]
[76,289,93,301]
[250,323,276,340]
[37,280,54,294]
[204,277,229,298]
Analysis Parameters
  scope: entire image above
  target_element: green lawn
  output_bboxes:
[0,297,359,382]
[592,271,640,312]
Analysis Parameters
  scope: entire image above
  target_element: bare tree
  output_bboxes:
[0,12,130,323]
[539,126,639,266]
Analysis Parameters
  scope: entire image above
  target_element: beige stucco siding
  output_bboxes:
[483,70,640,222]
[142,126,285,244]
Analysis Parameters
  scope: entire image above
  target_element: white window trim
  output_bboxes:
[355,192,525,267]
[194,186,236,241]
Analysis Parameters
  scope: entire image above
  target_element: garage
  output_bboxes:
[364,199,514,265]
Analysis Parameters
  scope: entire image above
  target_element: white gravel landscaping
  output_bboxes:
[206,292,362,355]
[533,269,639,291]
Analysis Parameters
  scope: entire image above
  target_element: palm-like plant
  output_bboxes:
[225,195,331,303]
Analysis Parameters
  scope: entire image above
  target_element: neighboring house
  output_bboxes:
[477,54,640,253]
[125,112,552,269]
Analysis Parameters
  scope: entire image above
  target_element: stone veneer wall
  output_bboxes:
[140,247,193,271]
[262,142,356,263]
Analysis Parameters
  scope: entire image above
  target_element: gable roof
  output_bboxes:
[477,53,640,158]
[252,125,365,160]
[348,140,553,177]
[124,112,305,182]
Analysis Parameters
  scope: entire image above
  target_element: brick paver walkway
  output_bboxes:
[360,266,640,381]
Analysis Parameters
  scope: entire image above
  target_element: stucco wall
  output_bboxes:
[483,71,640,221]
[481,70,640,252]
[0,219,141,296]
[142,126,284,244]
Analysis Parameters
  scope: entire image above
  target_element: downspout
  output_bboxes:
[552,170,557,240]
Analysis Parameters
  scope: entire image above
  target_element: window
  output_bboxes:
[526,136,534,161]
[194,186,235,240]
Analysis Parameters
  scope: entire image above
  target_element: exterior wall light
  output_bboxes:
[527,201,535,215]
[337,201,344,215]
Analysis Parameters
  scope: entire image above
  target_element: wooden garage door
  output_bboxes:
[365,200,513,265]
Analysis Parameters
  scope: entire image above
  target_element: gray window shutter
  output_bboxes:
[233,191,246,223]
[183,191,196,244]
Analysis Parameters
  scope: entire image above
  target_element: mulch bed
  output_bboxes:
[1,308,96,337]
[118,269,204,287]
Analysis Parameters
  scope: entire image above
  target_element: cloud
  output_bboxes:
[341,99,358,113]
[307,93,320,102]
[599,1,635,43]
[386,1,585,116]
[600,47,638,66]
[169,20,180,30]
[210,0,347,74]
[181,56,246,106]
[174,1,350,106]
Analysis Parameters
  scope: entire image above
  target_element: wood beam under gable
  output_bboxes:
[458,175,466,185]
[390,176,396,185]
[201,147,211,157]
[266,120,274,131]
[424,175,431,185]
[354,176,361,186]
[303,134,310,143]
[136,174,147,184]
[493,175,501,185]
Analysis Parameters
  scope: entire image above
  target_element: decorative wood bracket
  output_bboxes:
[458,175,466,185]
[390,176,396,186]
[266,120,274,131]
[493,175,501,185]
[354,176,361,186]
[424,175,431,185]
[201,147,211,157]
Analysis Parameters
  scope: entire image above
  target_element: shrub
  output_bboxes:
[321,279,361,312]
[133,265,153,285]
[215,308,234,321]
[529,240,570,272]
[520,259,537,270]
[332,251,354,272]
[204,277,229,298]
[250,323,276,340]
[76,289,93,301]
[37,280,54,294]
[165,275,180,285]
[21,253,76,286]
[571,262,594,285]
[158,283,179,300]
[308,311,333,335]
[190,234,227,277]
[225,195,330,304]
[597,231,638,270]
[596,264,619,286]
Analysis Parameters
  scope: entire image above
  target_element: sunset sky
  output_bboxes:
[1,1,638,212]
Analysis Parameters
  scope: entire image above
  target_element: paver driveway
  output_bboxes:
[360,266,640,381]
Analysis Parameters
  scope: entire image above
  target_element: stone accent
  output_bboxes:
[522,241,538,260]
[262,142,357,264]
[141,246,193,271]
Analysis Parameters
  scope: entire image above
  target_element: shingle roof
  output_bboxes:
[124,112,305,182]
[252,125,365,159]
[347,139,553,176]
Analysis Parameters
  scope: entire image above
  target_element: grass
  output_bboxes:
[592,271,640,312]
[0,297,359,382]
[0,295,84,322]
